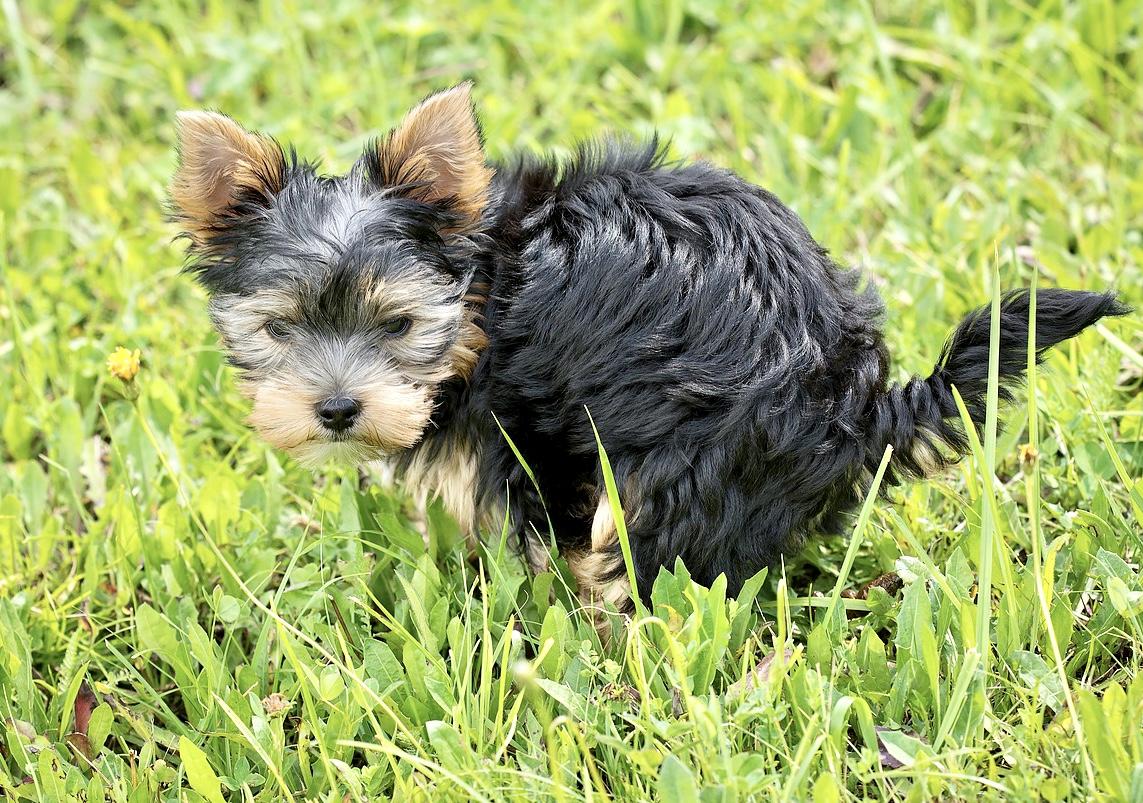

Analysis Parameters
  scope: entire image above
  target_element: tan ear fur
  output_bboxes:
[171,111,285,241]
[375,83,493,225]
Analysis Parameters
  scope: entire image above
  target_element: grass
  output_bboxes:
[2,0,1142,800]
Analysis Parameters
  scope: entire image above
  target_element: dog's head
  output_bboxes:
[172,84,490,465]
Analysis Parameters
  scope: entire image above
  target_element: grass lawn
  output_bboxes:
[2,1,1142,800]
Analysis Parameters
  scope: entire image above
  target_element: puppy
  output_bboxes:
[171,83,1127,618]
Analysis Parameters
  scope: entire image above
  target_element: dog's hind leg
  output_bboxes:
[565,498,633,638]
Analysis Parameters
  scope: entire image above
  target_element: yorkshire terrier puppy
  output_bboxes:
[172,83,1127,618]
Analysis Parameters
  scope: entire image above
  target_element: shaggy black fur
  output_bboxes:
[179,117,1128,605]
[453,141,1127,598]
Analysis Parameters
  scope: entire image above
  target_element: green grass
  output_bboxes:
[2,0,1142,800]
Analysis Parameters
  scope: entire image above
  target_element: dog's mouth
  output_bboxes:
[305,424,382,449]
[288,436,385,467]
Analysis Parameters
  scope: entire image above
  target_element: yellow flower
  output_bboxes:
[106,346,142,382]
[1018,442,1039,468]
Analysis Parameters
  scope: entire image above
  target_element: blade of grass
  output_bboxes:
[1023,274,1096,791]
[585,407,645,622]
[822,445,893,632]
[1081,388,1143,532]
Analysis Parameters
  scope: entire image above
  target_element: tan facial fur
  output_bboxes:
[208,275,480,467]
[243,354,434,466]
[358,275,485,384]
[451,282,490,382]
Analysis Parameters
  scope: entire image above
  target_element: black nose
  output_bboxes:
[316,397,361,432]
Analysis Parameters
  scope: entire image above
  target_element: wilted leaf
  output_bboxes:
[876,728,929,769]
[726,649,795,699]
[66,733,92,761]
[842,571,903,601]
[73,682,97,737]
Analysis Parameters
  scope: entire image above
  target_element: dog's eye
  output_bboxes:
[264,319,292,340]
[380,316,411,336]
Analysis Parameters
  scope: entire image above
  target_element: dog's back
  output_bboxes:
[467,139,1126,600]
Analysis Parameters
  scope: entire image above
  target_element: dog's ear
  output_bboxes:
[171,111,286,242]
[373,82,492,226]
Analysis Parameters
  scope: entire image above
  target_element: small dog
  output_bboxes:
[172,83,1127,617]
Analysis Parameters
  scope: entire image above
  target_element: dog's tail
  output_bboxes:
[864,288,1129,483]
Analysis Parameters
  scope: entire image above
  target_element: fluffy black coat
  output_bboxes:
[428,141,1126,599]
